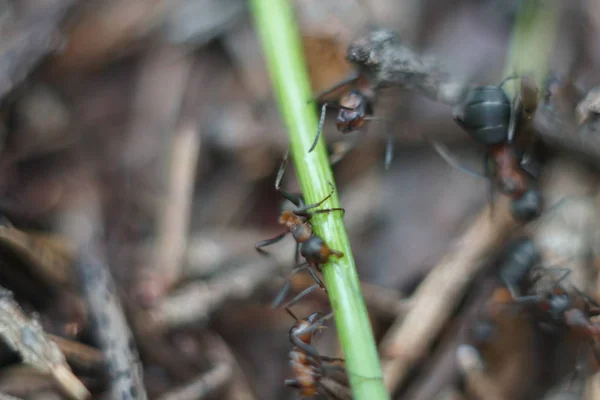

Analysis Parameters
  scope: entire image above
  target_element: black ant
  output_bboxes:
[285,310,348,398]
[307,73,394,170]
[430,75,543,222]
[483,242,600,371]
[255,150,344,309]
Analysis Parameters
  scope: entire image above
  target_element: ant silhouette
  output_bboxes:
[308,73,394,170]
[285,310,349,399]
[429,75,543,222]
[255,150,344,310]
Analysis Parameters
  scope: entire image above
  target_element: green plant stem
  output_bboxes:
[503,0,560,96]
[250,0,389,399]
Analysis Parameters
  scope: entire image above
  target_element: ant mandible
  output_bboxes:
[285,310,348,398]
[255,150,344,309]
[431,75,543,222]
[307,73,394,170]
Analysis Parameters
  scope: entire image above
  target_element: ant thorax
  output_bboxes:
[489,144,527,196]
[279,211,306,229]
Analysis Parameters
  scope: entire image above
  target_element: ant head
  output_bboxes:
[339,91,366,110]
[510,189,543,222]
[336,91,370,133]
[290,312,326,344]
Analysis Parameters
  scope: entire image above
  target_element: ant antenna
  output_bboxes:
[286,308,299,321]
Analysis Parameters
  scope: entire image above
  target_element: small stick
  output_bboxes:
[0,393,24,400]
[58,189,147,400]
[148,250,292,330]
[151,119,201,295]
[379,198,515,392]
[48,335,105,375]
[156,363,232,400]
[0,288,89,400]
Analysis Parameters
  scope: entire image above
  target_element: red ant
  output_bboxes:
[485,262,600,376]
[285,310,348,398]
[255,150,344,309]
[430,75,543,221]
[307,73,394,170]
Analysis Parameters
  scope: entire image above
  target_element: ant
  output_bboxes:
[485,241,600,368]
[255,150,344,309]
[471,237,541,345]
[307,73,394,170]
[430,75,543,222]
[285,310,348,399]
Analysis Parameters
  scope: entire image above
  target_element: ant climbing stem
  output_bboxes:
[255,149,344,310]
[285,311,348,398]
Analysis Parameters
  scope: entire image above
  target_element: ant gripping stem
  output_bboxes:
[255,150,344,310]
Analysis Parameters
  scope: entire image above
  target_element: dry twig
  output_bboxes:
[379,198,516,392]
[0,288,89,400]
[59,188,147,400]
[48,335,104,375]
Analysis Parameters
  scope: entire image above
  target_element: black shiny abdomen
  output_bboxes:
[454,86,511,145]
[300,236,327,264]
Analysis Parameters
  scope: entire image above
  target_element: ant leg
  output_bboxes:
[306,265,325,289]
[284,379,302,389]
[275,150,306,208]
[311,208,346,218]
[385,121,394,170]
[311,72,361,102]
[294,242,300,266]
[281,284,322,310]
[286,308,299,321]
[309,103,348,153]
[507,91,520,143]
[275,148,290,191]
[551,268,572,288]
[483,153,498,220]
[510,293,543,306]
[501,277,523,299]
[320,364,347,373]
[256,232,288,256]
[295,182,336,215]
[272,263,311,308]
[428,140,488,180]
[364,116,394,170]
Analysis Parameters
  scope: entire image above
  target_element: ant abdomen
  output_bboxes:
[300,236,343,267]
[453,86,511,145]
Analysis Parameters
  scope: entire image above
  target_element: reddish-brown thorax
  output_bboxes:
[488,144,528,197]
[279,211,312,242]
